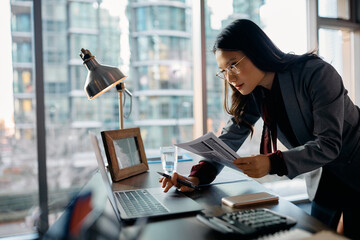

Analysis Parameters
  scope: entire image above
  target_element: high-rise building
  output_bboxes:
[6,0,195,232]
[127,1,194,154]
[10,0,122,178]
[7,0,122,232]
[205,0,265,134]
[5,0,273,234]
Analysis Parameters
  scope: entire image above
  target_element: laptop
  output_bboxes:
[89,132,203,221]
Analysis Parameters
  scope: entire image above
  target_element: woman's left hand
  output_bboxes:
[233,155,270,178]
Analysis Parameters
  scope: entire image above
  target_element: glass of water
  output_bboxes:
[160,146,178,175]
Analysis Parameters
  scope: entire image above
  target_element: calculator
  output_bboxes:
[197,208,297,238]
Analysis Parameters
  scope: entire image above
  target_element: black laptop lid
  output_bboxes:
[89,132,122,222]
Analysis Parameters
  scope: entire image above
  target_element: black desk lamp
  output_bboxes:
[80,48,132,129]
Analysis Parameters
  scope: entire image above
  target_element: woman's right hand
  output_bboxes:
[159,172,200,193]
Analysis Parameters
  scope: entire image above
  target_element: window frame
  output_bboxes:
[28,0,360,236]
[34,0,49,235]
[307,0,360,103]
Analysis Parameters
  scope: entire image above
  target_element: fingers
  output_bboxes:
[161,172,179,193]
[243,169,262,178]
[163,180,174,192]
[172,172,179,187]
[234,157,252,172]
[173,173,197,192]
[162,176,174,192]
[233,156,253,165]
[178,185,194,192]
[233,155,271,178]
[159,172,196,193]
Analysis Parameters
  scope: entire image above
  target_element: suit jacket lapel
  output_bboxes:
[278,72,313,145]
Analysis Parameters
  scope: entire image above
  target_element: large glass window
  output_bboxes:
[136,65,192,90]
[13,69,33,93]
[69,2,98,29]
[140,125,193,151]
[318,0,350,19]
[1,0,39,237]
[130,1,194,153]
[135,6,187,31]
[2,0,360,238]
[138,96,193,120]
[11,13,31,32]
[205,0,307,141]
[319,28,354,98]
[136,36,191,61]
[69,34,98,60]
[12,42,32,63]
[317,0,359,104]
[205,0,308,198]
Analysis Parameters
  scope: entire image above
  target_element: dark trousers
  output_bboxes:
[311,202,360,239]
[312,168,360,239]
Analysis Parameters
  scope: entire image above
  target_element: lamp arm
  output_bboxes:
[123,88,132,119]
[124,88,132,97]
[116,83,132,125]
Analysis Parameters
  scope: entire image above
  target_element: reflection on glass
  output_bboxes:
[114,137,141,169]
[318,0,350,19]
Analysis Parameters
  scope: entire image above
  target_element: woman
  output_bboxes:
[159,19,360,239]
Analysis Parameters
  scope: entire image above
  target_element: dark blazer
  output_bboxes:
[213,58,360,200]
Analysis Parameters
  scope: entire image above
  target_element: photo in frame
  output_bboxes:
[101,128,149,182]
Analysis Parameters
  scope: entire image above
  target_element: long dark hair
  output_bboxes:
[213,19,318,133]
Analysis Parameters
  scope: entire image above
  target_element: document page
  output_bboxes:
[175,132,240,171]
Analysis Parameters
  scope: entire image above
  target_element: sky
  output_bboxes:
[100,0,130,72]
[208,0,233,29]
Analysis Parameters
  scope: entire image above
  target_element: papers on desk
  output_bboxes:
[175,132,240,171]
[199,166,250,187]
[257,229,349,240]
[257,228,312,240]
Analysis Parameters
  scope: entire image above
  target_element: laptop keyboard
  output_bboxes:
[197,208,297,237]
[115,189,169,218]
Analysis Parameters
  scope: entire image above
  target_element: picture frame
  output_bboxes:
[101,127,149,182]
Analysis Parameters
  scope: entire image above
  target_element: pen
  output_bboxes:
[157,171,200,190]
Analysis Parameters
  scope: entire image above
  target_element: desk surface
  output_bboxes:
[46,160,332,239]
[105,161,331,240]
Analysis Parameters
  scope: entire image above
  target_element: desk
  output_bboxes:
[46,160,331,239]
[109,161,330,240]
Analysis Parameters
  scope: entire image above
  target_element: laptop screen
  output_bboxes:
[89,132,122,222]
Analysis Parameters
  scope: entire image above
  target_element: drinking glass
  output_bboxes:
[160,146,178,175]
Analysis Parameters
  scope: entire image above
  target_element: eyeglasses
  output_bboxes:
[216,56,246,80]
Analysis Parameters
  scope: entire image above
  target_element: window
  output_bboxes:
[315,0,360,104]
[1,0,39,237]
[318,0,350,19]
[204,0,309,200]
[134,5,188,31]
[69,2,98,29]
[1,0,360,238]
[205,0,307,148]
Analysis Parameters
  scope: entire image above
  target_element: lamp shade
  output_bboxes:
[80,48,126,100]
